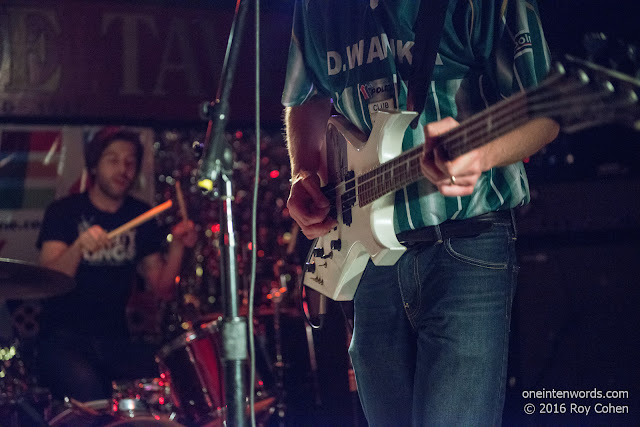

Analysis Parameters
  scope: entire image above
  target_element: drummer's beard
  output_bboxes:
[95,173,134,201]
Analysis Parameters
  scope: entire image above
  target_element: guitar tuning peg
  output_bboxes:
[583,32,609,63]
[582,33,640,76]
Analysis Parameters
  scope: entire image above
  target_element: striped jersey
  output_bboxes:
[282,0,552,232]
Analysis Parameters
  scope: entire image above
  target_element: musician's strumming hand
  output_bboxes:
[287,171,337,239]
[76,225,112,253]
[420,117,484,197]
[171,220,197,248]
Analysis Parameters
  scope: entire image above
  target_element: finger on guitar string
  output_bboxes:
[299,217,337,239]
[287,172,336,235]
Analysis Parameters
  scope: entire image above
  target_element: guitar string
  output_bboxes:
[328,74,562,199]
[329,71,612,210]
[352,78,609,203]
[339,83,549,195]
[347,94,573,208]
[337,96,535,209]
[440,77,602,155]
[324,65,636,220]
[351,98,533,206]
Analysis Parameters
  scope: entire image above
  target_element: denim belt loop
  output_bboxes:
[510,208,518,240]
[434,223,443,244]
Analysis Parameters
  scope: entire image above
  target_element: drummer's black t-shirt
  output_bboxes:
[37,192,165,338]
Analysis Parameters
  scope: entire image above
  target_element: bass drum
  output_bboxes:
[155,319,274,426]
[48,399,185,427]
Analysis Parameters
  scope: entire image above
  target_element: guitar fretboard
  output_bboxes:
[356,93,530,207]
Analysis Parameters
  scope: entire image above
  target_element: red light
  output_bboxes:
[258,250,265,257]
[211,223,220,233]
[523,157,530,163]
[247,242,253,250]
[235,130,243,139]
[269,170,280,179]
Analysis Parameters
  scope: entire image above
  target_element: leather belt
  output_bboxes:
[396,210,515,246]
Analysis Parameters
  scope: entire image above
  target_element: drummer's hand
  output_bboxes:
[171,220,197,248]
[76,225,111,253]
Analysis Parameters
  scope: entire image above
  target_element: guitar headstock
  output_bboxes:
[536,52,640,134]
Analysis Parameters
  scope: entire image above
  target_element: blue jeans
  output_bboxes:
[349,219,518,426]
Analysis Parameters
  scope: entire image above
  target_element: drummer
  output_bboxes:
[35,127,197,402]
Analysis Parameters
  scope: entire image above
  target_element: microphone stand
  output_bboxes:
[197,1,250,426]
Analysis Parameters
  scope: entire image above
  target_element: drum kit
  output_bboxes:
[0,258,285,426]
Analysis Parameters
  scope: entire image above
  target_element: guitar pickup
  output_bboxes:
[341,170,356,226]
[322,185,338,223]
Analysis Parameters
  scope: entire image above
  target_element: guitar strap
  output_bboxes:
[407,0,449,128]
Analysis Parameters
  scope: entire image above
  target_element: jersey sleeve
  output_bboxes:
[491,0,552,98]
[36,199,76,249]
[281,0,326,107]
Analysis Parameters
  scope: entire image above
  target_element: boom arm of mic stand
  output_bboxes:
[198,0,249,191]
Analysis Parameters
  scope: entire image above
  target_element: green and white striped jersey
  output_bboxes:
[282,0,552,232]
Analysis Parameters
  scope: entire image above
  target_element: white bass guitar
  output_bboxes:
[302,55,640,301]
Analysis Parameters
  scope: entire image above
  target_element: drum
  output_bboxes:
[48,399,184,426]
[111,378,173,418]
[155,320,226,424]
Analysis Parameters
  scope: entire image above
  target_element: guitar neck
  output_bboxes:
[354,55,640,207]
[357,92,531,207]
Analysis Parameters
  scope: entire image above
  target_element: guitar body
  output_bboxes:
[302,110,417,301]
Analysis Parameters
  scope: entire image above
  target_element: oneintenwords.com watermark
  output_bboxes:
[521,388,630,416]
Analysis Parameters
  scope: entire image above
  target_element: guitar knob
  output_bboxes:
[305,262,316,273]
[330,239,342,251]
[313,247,324,257]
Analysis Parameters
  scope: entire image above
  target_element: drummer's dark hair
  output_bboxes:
[84,127,144,178]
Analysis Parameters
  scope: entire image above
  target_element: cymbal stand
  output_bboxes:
[301,300,323,408]
[269,278,287,425]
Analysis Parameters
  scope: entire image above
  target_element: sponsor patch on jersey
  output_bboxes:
[359,77,397,124]
[514,31,532,57]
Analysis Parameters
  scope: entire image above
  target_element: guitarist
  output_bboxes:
[283,1,559,426]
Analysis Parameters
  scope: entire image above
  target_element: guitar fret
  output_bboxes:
[356,92,532,207]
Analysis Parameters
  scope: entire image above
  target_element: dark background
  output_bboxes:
[503,2,640,426]
[1,1,638,426]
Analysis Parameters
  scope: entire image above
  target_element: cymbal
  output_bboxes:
[0,258,75,299]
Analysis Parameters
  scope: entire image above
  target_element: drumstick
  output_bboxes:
[107,200,173,239]
[175,181,188,223]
